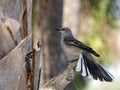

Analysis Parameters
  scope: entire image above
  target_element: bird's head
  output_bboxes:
[55,27,72,37]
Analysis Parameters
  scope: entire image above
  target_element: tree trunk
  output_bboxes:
[37,0,67,86]
[0,0,32,89]
[63,0,81,36]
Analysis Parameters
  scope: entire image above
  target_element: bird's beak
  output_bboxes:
[54,28,63,31]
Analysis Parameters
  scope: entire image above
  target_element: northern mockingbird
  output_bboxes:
[55,27,113,82]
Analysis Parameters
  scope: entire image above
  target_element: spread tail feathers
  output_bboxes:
[76,53,114,82]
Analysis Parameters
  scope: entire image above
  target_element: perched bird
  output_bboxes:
[55,27,113,82]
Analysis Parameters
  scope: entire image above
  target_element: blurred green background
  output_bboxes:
[70,0,120,90]
[33,0,120,90]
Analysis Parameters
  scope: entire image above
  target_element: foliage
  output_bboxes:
[83,0,120,63]
[74,0,120,90]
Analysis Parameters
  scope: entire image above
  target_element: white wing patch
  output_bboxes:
[76,54,91,77]
[81,57,86,76]
[76,54,82,71]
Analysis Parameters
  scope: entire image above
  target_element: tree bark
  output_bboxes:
[0,34,31,90]
[63,0,81,36]
[0,0,32,89]
[40,62,75,90]
[37,0,67,86]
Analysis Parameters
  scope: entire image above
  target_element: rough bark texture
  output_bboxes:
[0,18,17,59]
[0,34,31,90]
[40,62,75,90]
[0,0,32,89]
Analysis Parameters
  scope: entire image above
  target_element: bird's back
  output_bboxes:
[61,39,83,60]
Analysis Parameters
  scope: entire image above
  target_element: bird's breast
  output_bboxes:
[61,42,82,60]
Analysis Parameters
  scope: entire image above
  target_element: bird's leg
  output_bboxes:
[67,58,79,63]
[73,65,77,71]
[67,58,78,72]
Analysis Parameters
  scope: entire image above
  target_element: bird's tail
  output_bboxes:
[76,52,114,82]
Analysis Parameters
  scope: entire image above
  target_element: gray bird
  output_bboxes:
[55,27,113,82]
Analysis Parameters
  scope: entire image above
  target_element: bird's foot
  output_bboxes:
[67,58,78,63]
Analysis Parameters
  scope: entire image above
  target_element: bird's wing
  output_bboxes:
[64,37,100,57]
[82,52,113,81]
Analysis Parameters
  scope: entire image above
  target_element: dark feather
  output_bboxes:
[64,37,100,57]
[82,52,113,82]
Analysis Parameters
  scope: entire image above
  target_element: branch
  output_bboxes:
[40,62,76,90]
[0,34,31,90]
[31,48,41,90]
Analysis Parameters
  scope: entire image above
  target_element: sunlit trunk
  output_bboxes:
[63,0,81,36]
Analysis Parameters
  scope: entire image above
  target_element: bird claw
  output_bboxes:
[67,58,78,63]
